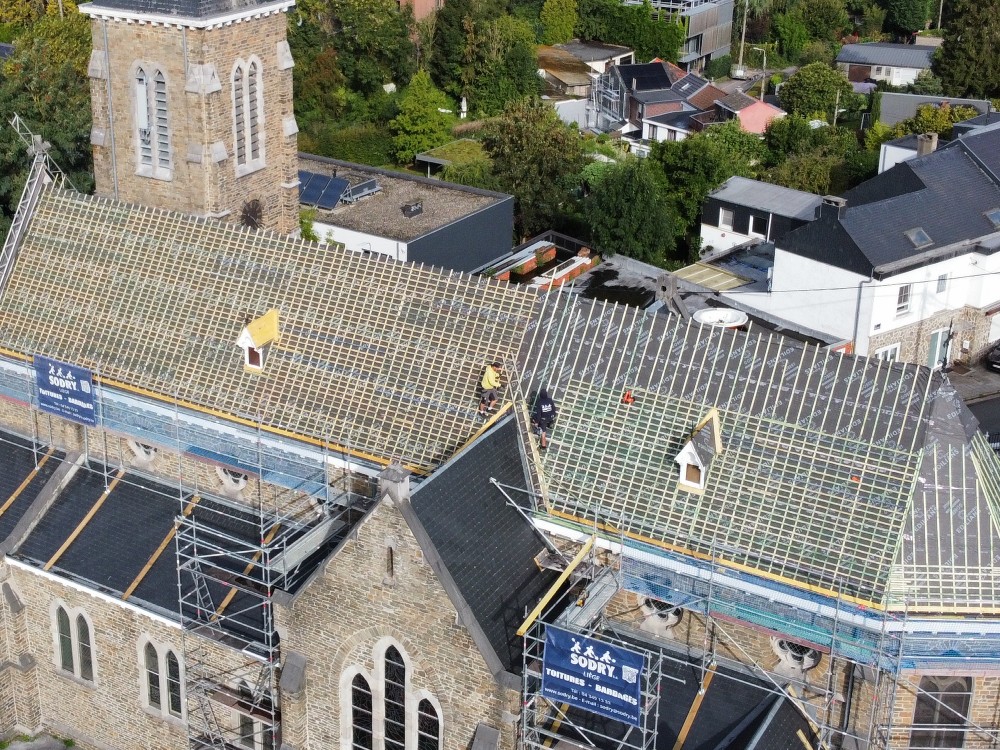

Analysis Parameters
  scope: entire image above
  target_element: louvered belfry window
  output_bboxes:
[233,59,264,174]
[135,65,171,178]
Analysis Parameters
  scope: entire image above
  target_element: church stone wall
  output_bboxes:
[275,496,518,750]
[88,12,299,234]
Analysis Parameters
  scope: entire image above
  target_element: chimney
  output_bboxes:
[916,132,938,156]
[817,195,847,220]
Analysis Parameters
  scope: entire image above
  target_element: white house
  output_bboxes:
[722,123,1000,368]
[836,43,933,88]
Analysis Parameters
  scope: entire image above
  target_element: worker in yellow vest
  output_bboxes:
[478,361,504,417]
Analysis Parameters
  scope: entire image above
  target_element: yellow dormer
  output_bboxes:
[236,309,280,372]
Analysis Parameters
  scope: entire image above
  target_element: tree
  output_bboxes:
[468,16,541,115]
[773,12,808,61]
[540,0,576,44]
[575,0,685,61]
[650,122,763,250]
[796,0,850,41]
[856,1,886,38]
[584,158,675,264]
[430,0,500,98]
[884,0,929,34]
[890,102,981,138]
[764,115,815,164]
[319,0,416,93]
[907,69,944,95]
[933,0,1000,98]
[779,62,856,118]
[767,151,839,193]
[0,12,93,239]
[389,71,455,164]
[481,98,584,238]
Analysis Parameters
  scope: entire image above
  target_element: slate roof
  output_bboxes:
[80,0,285,19]
[718,90,757,112]
[408,418,558,681]
[836,42,933,69]
[708,177,822,221]
[0,187,539,473]
[645,110,698,131]
[779,127,1000,277]
[516,296,1000,612]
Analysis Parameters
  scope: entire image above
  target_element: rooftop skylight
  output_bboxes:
[986,208,1000,229]
[904,227,932,248]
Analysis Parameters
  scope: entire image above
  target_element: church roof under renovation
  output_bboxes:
[0,188,539,473]
[517,295,1000,613]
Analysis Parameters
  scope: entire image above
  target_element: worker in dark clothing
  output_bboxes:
[532,389,557,450]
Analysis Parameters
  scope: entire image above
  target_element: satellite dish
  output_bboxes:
[693,307,749,329]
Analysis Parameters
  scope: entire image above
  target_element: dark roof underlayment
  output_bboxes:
[515,294,1000,613]
[545,630,818,750]
[0,430,64,544]
[407,417,559,685]
[14,464,185,619]
[779,127,1000,277]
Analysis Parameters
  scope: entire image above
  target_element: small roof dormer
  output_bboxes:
[675,409,723,493]
[236,309,279,372]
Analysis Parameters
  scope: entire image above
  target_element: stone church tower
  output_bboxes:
[82,0,300,234]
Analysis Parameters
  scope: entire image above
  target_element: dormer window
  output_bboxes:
[236,309,280,372]
[675,410,723,493]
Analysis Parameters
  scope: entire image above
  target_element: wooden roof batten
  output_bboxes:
[0,187,541,473]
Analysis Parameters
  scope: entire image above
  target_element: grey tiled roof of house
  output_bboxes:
[81,0,285,18]
[780,128,1000,276]
[836,43,933,69]
[708,176,823,221]
[718,90,757,112]
[878,92,990,126]
[408,418,558,682]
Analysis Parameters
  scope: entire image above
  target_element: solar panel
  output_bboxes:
[316,177,350,209]
[298,170,314,188]
[343,179,381,202]
[299,173,330,205]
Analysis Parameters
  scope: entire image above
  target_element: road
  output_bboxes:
[969,395,1000,434]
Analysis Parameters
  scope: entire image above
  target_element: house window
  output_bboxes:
[875,344,901,362]
[905,227,933,248]
[236,681,275,750]
[928,328,950,370]
[142,640,184,719]
[910,676,972,748]
[351,674,374,750]
[53,604,95,683]
[896,284,911,316]
[134,65,171,179]
[749,215,767,238]
[233,58,265,175]
[719,208,735,231]
[986,207,1000,228]
[936,274,948,294]
[247,346,262,369]
[874,66,883,75]
[341,642,442,750]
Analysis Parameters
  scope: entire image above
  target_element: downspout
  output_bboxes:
[101,19,119,200]
[853,275,874,355]
[838,664,859,748]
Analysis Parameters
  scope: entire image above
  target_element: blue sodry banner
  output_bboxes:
[34,356,97,426]
[541,626,645,727]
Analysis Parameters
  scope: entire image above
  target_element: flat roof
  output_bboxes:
[299,154,508,243]
[537,46,594,86]
[555,39,632,63]
[708,176,823,221]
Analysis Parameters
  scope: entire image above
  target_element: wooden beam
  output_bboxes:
[45,469,125,571]
[0,448,53,517]
[672,663,716,750]
[517,535,595,637]
[122,495,200,600]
